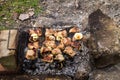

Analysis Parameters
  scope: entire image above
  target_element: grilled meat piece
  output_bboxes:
[35,28,42,36]
[61,37,71,46]
[43,40,56,48]
[57,42,64,50]
[69,27,80,33]
[29,29,42,36]
[55,30,67,37]
[28,28,42,42]
[42,54,53,63]
[52,48,62,55]
[29,33,39,42]
[64,46,76,57]
[46,35,55,41]
[25,50,37,60]
[72,33,83,41]
[56,35,63,41]
[54,54,65,62]
[55,30,67,41]
[60,30,67,37]
[26,27,81,64]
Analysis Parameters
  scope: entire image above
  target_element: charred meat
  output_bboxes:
[54,54,65,62]
[61,37,71,46]
[57,42,64,50]
[42,54,53,63]
[43,40,56,48]
[64,46,76,57]
[26,27,83,63]
[52,48,62,55]
[54,30,67,41]
[69,27,80,33]
[25,50,37,60]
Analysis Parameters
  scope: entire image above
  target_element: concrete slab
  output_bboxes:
[0,30,17,58]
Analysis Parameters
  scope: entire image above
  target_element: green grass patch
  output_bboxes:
[0,0,43,27]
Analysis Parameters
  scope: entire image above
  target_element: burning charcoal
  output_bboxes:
[43,40,56,48]
[42,54,53,63]
[61,37,71,46]
[69,27,80,33]
[54,54,65,62]
[52,48,62,55]
[72,33,83,41]
[25,50,37,60]
[64,46,76,57]
[57,42,64,50]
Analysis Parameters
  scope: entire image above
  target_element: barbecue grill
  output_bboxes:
[2,26,90,80]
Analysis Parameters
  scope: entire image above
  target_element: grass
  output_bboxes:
[0,0,43,30]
